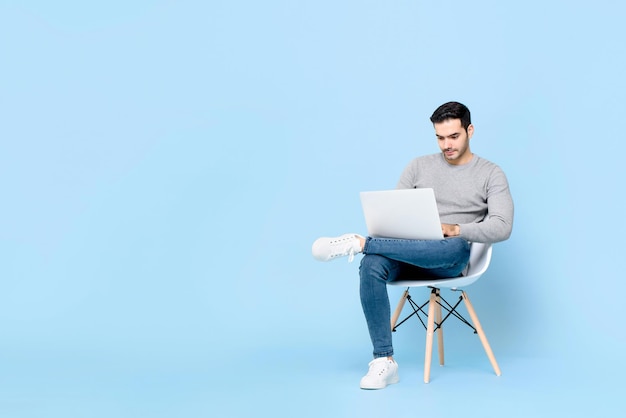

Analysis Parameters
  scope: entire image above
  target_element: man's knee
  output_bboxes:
[360,254,398,282]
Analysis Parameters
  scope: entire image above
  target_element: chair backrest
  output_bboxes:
[466,242,493,277]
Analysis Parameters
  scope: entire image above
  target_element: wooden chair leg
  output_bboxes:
[423,289,437,383]
[435,289,444,366]
[461,291,502,376]
[390,289,409,330]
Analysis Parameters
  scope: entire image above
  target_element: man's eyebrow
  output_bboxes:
[436,132,461,138]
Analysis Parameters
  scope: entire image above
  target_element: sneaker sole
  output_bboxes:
[359,376,399,390]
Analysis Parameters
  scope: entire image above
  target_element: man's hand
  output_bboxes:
[441,223,460,237]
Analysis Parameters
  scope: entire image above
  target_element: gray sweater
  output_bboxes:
[396,153,514,243]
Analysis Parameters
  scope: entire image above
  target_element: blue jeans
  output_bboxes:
[359,237,470,358]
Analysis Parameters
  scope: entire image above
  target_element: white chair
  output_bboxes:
[388,242,501,383]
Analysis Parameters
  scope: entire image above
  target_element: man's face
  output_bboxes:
[434,118,474,165]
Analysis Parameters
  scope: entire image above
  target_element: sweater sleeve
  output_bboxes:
[458,166,514,243]
[396,158,418,189]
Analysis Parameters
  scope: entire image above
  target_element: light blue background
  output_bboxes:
[1,1,624,417]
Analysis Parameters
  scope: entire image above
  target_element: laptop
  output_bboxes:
[359,188,444,240]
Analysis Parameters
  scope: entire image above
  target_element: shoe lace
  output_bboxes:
[366,359,389,377]
[347,248,355,263]
[332,236,357,263]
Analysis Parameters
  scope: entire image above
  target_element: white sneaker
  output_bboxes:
[359,357,399,390]
[311,233,363,262]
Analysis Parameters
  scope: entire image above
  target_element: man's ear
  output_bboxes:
[467,124,474,139]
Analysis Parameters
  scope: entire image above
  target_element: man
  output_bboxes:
[311,101,514,390]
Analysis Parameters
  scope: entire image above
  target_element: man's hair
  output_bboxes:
[430,101,471,131]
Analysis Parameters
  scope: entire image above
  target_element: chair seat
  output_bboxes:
[388,242,492,290]
[389,274,481,290]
